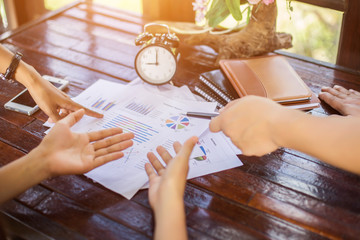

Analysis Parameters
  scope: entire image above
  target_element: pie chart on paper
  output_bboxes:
[165,116,190,130]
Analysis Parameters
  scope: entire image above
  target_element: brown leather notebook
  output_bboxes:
[219,55,315,104]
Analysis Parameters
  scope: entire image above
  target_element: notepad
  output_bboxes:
[219,55,313,104]
[191,57,319,111]
[194,70,237,109]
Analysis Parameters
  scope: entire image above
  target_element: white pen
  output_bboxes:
[186,111,219,119]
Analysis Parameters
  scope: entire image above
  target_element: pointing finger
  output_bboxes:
[59,109,85,127]
[62,100,104,119]
[209,115,222,132]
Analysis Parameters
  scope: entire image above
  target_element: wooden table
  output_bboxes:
[1,1,360,239]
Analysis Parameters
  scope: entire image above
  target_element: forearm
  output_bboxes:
[0,147,50,204]
[276,110,360,174]
[154,198,187,240]
[0,44,39,88]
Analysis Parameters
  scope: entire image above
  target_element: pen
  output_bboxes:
[186,111,219,119]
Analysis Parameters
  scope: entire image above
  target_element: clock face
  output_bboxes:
[135,45,177,85]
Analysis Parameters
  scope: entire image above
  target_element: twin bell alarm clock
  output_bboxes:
[134,23,180,85]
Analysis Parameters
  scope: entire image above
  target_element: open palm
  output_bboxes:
[38,109,134,177]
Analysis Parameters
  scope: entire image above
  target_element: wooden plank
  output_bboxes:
[42,174,130,211]
[213,167,360,228]
[278,50,360,76]
[7,22,139,68]
[274,149,360,186]
[189,174,254,206]
[286,57,360,88]
[22,119,48,139]
[182,184,323,239]
[4,40,137,81]
[187,207,271,239]
[42,175,155,237]
[242,155,360,212]
[2,42,136,84]
[0,141,25,166]
[0,119,41,153]
[0,0,83,41]
[47,16,137,47]
[33,192,149,239]
[186,227,217,240]
[102,201,154,237]
[16,185,52,208]
[1,200,87,240]
[63,7,143,35]
[249,193,360,239]
[77,3,144,25]
[337,0,360,71]
[0,210,53,240]
[43,176,213,238]
[131,182,328,239]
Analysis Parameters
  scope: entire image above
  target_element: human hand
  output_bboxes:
[209,96,289,156]
[34,109,134,178]
[319,85,360,117]
[145,136,198,212]
[27,72,103,122]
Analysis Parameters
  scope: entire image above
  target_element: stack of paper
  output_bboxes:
[46,78,242,199]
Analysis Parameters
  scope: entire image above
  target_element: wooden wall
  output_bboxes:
[142,0,195,22]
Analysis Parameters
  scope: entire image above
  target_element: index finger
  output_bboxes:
[209,115,222,132]
[83,106,103,118]
[70,101,104,118]
[59,109,85,127]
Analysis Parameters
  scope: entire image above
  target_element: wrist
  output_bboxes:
[153,186,185,218]
[272,108,307,149]
[16,62,41,88]
[154,197,186,239]
[27,146,53,180]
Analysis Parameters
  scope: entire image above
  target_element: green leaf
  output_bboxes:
[205,0,230,27]
[226,0,242,21]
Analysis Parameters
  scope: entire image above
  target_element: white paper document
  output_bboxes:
[46,79,242,199]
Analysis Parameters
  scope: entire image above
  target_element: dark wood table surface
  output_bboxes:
[1,1,360,239]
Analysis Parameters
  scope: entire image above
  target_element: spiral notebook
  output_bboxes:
[193,70,238,109]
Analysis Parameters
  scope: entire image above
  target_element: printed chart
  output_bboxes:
[92,98,116,111]
[125,101,154,115]
[194,143,207,161]
[103,114,159,144]
[165,116,190,130]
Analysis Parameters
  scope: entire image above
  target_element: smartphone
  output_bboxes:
[4,75,69,116]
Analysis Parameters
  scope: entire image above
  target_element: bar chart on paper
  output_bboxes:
[91,98,116,111]
[194,143,207,161]
[125,101,155,115]
[103,114,159,144]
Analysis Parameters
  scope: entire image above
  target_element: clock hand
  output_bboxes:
[155,48,159,65]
